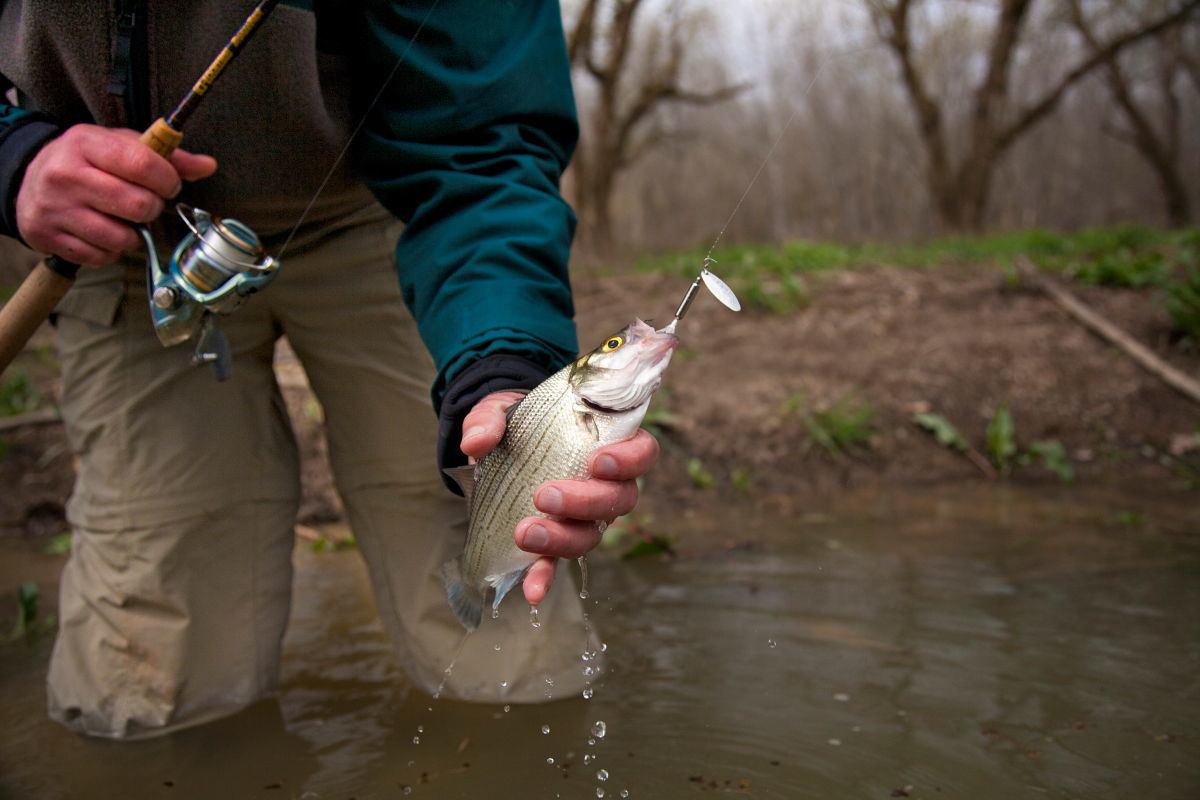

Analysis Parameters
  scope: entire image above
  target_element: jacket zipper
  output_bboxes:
[108,0,150,130]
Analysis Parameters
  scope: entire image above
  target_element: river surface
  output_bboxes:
[1,484,1197,799]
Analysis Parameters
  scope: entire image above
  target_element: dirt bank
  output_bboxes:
[2,262,1197,538]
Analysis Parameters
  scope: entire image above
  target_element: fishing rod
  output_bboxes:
[0,0,282,379]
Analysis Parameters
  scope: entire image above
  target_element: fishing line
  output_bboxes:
[276,0,443,260]
[703,45,877,263]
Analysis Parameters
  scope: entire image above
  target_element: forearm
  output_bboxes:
[351,0,581,409]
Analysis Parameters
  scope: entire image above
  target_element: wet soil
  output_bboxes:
[2,261,1198,538]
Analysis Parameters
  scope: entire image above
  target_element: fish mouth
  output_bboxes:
[581,397,631,414]
[647,332,680,363]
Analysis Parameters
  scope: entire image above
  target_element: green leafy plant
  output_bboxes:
[686,458,715,489]
[1024,440,1074,483]
[640,404,682,440]
[1071,249,1169,288]
[730,468,753,494]
[311,535,357,553]
[43,532,72,555]
[0,370,41,417]
[913,413,968,451]
[986,407,1017,475]
[1164,266,1200,342]
[785,394,874,460]
[1113,510,1144,526]
[6,582,55,642]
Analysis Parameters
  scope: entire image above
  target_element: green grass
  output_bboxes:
[637,225,1200,313]
[783,393,874,460]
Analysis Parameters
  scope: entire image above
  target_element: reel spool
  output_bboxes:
[143,204,279,380]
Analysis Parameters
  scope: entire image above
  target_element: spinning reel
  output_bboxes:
[141,204,279,381]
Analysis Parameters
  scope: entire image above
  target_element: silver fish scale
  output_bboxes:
[462,366,608,588]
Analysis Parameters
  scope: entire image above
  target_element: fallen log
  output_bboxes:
[1016,256,1200,408]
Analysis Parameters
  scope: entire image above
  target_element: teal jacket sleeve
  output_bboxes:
[352,0,580,410]
[0,80,65,243]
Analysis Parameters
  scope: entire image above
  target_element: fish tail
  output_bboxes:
[488,566,531,613]
[440,557,484,632]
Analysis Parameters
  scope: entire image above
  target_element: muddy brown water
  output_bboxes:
[1,484,1197,799]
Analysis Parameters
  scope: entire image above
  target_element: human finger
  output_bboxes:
[533,477,638,522]
[460,390,526,460]
[588,428,660,480]
[515,515,603,560]
[522,557,557,606]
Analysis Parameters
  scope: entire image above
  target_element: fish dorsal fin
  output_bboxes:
[443,464,478,507]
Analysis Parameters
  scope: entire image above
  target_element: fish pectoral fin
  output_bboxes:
[486,566,532,612]
[575,409,599,440]
[440,557,484,632]
[442,464,478,507]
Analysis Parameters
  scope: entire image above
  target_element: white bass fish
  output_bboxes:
[441,319,679,631]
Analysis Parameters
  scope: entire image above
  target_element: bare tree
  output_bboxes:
[865,0,1200,231]
[1067,0,1196,225]
[565,0,744,249]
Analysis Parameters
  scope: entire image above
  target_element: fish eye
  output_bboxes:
[602,336,625,352]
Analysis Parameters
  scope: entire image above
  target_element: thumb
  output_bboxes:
[170,150,218,182]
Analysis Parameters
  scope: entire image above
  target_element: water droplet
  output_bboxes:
[503,704,511,713]
[544,676,555,686]
[767,639,777,648]
[417,725,424,733]
[827,738,842,746]
[541,724,551,735]
[402,787,413,796]
[412,736,420,744]
[581,651,592,662]
[530,607,542,628]
[577,555,590,600]
[547,757,556,765]
[591,720,607,738]
[500,680,509,689]
[600,642,608,652]
[597,768,609,781]
[491,607,500,619]
[493,643,502,651]
[833,692,850,702]
[584,753,595,765]
[620,791,630,798]
[588,738,596,746]
[407,760,415,767]
[595,789,605,798]
[583,666,596,677]
[582,687,594,700]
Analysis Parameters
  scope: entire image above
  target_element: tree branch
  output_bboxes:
[994,0,1200,156]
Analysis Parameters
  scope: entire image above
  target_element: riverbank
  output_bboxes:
[2,229,1198,538]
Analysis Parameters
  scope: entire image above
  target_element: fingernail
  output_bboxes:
[463,425,487,442]
[169,181,182,198]
[593,454,618,478]
[537,486,563,514]
[521,523,549,552]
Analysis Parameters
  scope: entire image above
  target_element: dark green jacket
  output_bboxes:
[0,0,580,466]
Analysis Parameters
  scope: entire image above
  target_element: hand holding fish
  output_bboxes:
[460,390,660,606]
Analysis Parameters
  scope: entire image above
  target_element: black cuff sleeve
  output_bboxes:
[0,116,64,243]
[436,353,556,494]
